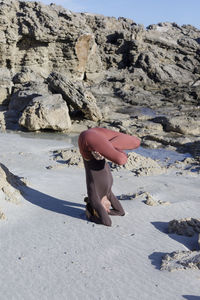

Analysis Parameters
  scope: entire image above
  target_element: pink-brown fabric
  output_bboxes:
[78,127,140,164]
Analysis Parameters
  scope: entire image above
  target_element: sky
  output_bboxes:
[34,0,200,29]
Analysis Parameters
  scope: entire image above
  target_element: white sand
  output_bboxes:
[0,131,200,300]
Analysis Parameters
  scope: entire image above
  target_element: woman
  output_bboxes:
[78,127,140,226]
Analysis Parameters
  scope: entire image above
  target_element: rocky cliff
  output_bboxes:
[0,0,200,156]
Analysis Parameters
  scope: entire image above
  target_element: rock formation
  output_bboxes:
[168,218,200,236]
[50,147,165,176]
[0,162,27,218]
[19,94,71,131]
[47,72,102,121]
[161,250,200,271]
[0,0,200,157]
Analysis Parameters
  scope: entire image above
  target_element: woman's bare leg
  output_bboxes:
[101,196,111,213]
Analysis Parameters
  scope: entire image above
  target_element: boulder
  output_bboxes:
[8,81,51,113]
[161,250,200,272]
[152,115,200,136]
[168,218,200,236]
[47,72,102,121]
[165,116,200,135]
[19,94,71,131]
[12,68,43,84]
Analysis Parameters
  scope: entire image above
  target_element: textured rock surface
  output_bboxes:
[53,147,84,168]
[50,147,164,176]
[144,193,170,206]
[0,68,12,105]
[0,0,199,86]
[118,190,170,205]
[110,152,164,175]
[9,81,50,113]
[19,94,71,131]
[168,218,200,236]
[152,115,200,136]
[47,72,102,121]
[161,251,200,272]
[0,162,27,219]
[0,0,199,154]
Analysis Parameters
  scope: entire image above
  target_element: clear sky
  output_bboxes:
[34,0,200,29]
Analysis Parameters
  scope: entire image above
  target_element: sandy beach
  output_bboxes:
[0,131,200,300]
[0,1,200,299]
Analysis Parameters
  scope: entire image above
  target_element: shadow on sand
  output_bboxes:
[152,221,200,251]
[148,251,168,270]
[0,162,86,221]
[21,184,86,220]
[182,296,200,300]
